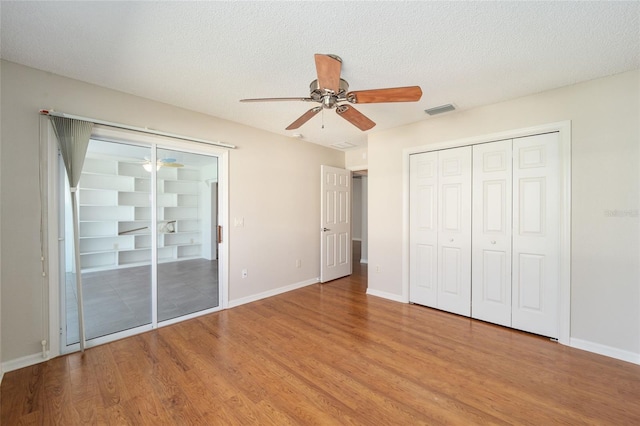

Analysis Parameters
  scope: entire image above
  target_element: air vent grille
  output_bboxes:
[330,141,357,149]
[424,104,456,115]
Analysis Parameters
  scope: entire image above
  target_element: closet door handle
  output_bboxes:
[491,240,496,245]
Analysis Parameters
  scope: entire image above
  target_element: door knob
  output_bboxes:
[450,238,454,242]
[323,228,331,232]
[491,240,496,245]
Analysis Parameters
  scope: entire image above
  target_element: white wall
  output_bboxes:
[0,60,344,364]
[345,146,368,170]
[363,70,639,358]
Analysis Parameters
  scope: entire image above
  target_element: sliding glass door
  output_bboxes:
[156,148,219,322]
[60,139,220,351]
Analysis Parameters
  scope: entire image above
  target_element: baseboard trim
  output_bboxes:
[366,288,407,303]
[228,277,319,308]
[570,338,640,365]
[360,258,368,264]
[352,238,362,242]
[2,351,50,374]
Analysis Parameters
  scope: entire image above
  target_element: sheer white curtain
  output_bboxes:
[49,116,93,352]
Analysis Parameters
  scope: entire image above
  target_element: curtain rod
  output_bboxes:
[39,109,237,149]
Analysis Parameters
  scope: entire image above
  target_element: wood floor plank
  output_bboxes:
[109,337,173,424]
[2,258,640,424]
[136,332,208,424]
[238,305,467,424]
[195,312,361,424]
[90,344,129,408]
[42,357,82,425]
[171,322,273,424]
[250,298,507,424]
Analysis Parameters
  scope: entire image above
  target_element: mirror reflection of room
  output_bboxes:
[63,140,219,346]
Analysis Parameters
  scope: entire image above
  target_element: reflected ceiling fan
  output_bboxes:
[240,54,423,131]
[141,157,184,171]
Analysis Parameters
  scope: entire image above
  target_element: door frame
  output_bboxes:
[47,125,230,357]
[402,121,571,345]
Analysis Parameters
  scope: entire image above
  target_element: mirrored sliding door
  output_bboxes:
[64,140,153,345]
[156,148,219,322]
[61,139,220,351]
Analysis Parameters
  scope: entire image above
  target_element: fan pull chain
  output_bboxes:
[321,108,325,129]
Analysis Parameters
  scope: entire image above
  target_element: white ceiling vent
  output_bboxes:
[330,141,357,150]
[424,104,456,115]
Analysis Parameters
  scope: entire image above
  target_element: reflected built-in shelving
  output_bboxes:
[78,157,203,271]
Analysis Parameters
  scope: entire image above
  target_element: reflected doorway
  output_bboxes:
[352,170,368,265]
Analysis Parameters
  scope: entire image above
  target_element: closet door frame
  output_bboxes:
[402,121,571,345]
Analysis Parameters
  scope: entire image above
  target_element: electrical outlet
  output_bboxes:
[296,259,301,268]
[376,265,381,273]
[241,269,248,278]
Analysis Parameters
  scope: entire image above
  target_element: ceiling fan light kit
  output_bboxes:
[142,162,161,172]
[240,54,423,131]
[141,158,184,172]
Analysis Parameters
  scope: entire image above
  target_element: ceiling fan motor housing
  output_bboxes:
[309,78,349,109]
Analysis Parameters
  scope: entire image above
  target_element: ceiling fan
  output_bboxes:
[240,54,423,131]
[141,158,184,172]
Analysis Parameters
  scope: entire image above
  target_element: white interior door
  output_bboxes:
[512,133,560,338]
[472,140,513,326]
[409,152,439,306]
[320,165,352,283]
[437,146,472,316]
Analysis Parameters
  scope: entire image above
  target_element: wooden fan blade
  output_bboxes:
[336,105,376,131]
[347,86,422,104]
[286,107,322,130]
[240,97,313,102]
[315,54,341,93]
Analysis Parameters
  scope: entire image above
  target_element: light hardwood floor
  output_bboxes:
[2,254,640,424]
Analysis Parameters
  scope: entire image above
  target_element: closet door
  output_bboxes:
[472,140,513,326]
[512,133,560,338]
[409,152,439,307]
[437,146,472,316]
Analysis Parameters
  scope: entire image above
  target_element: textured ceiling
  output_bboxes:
[1,1,639,149]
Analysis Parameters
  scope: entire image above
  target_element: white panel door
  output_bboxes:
[409,152,439,307]
[320,165,352,283]
[437,146,472,316]
[472,140,513,326]
[512,133,560,338]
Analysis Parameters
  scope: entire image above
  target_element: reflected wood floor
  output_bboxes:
[3,258,640,424]
[66,259,219,344]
